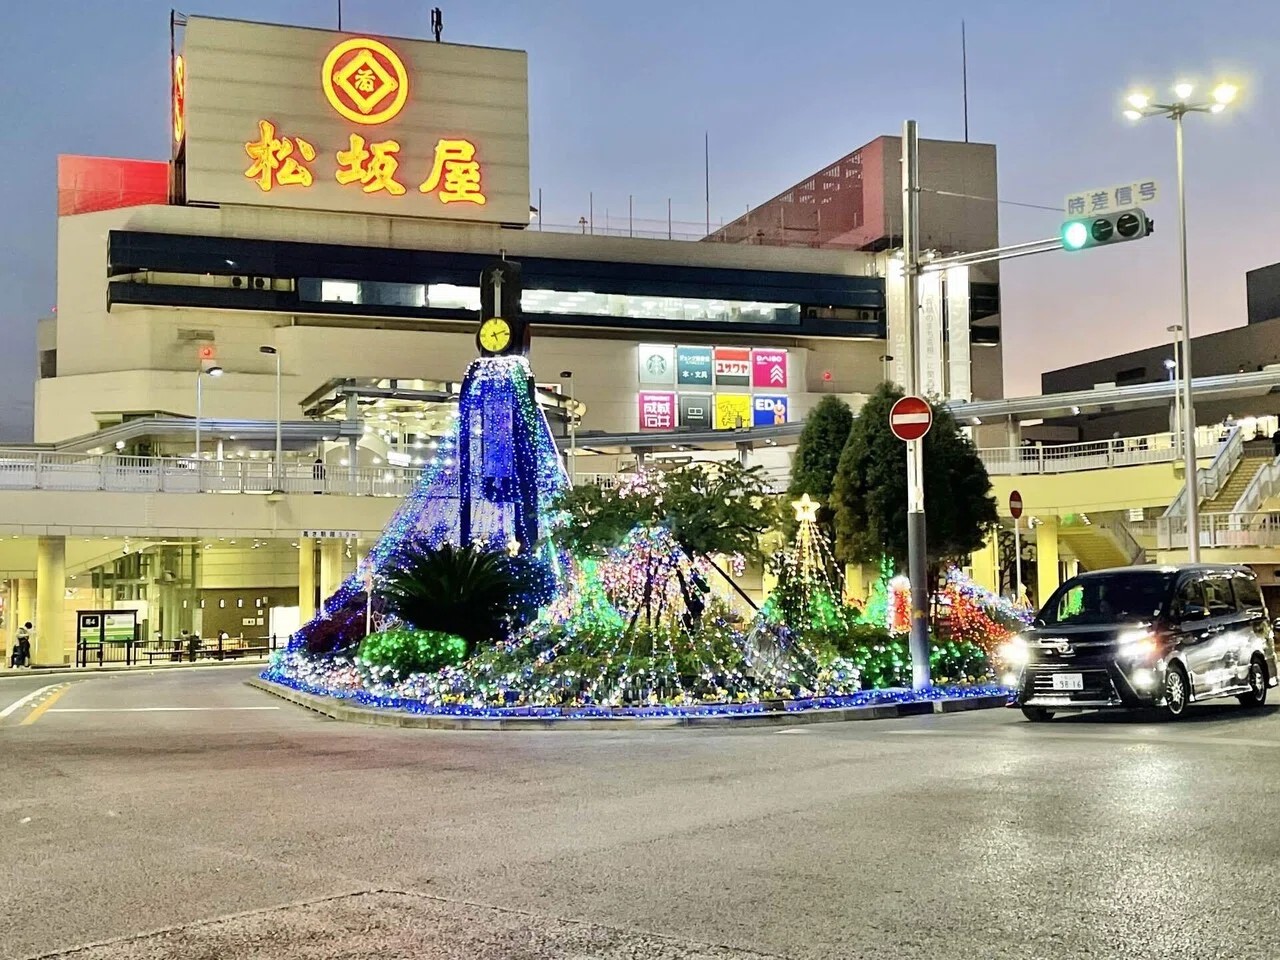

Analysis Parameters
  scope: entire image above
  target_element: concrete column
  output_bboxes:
[34,536,66,666]
[8,578,35,653]
[298,538,317,622]
[968,534,999,595]
[1035,518,1061,611]
[319,539,344,604]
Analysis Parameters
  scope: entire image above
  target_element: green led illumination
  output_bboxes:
[1063,221,1089,250]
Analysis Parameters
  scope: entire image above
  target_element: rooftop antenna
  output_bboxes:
[961,20,970,142]
[337,0,343,30]
[431,7,443,41]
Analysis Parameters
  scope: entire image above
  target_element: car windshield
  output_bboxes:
[1038,572,1175,626]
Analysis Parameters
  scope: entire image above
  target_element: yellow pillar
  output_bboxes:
[969,534,999,594]
[298,538,317,623]
[1035,518,1061,611]
[34,536,66,666]
[319,539,344,604]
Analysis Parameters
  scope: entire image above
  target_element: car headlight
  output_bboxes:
[998,634,1029,667]
[1118,629,1158,662]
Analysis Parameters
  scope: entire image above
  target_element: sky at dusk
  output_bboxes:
[1,0,1277,439]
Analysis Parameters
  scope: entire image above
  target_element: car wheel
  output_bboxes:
[1162,663,1190,719]
[1020,706,1054,722]
[1238,657,1268,708]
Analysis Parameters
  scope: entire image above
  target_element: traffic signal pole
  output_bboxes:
[901,120,931,690]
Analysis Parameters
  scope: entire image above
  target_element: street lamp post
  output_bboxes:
[1166,324,1183,460]
[259,346,283,490]
[1124,79,1239,560]
[194,364,224,461]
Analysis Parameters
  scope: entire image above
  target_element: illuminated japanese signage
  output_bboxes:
[321,38,409,125]
[172,55,186,146]
[713,347,751,387]
[714,394,753,430]
[638,392,677,432]
[637,344,676,386]
[753,395,789,426]
[179,17,529,223]
[679,394,713,430]
[676,346,713,386]
[751,349,788,389]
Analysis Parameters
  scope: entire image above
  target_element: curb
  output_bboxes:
[247,677,1008,731]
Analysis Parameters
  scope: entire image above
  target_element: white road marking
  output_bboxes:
[47,706,281,713]
[0,683,61,719]
[886,728,1280,749]
[776,728,809,735]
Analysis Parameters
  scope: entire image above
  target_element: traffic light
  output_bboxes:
[1061,207,1153,251]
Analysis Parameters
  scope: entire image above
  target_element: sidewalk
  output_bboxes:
[0,656,271,681]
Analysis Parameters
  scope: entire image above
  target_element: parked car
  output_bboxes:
[1004,564,1278,721]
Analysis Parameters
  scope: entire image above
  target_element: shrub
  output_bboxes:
[358,626,467,678]
[379,540,554,653]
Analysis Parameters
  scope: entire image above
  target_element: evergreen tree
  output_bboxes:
[786,395,854,539]
[832,383,997,572]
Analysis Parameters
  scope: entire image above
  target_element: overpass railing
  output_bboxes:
[1154,511,1280,550]
[0,453,421,498]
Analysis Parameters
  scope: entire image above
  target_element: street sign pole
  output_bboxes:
[901,120,930,690]
[1010,490,1024,603]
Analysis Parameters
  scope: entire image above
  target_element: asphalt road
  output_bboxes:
[3,667,1280,960]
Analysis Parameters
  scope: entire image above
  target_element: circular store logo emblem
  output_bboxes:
[322,37,410,125]
[645,354,668,376]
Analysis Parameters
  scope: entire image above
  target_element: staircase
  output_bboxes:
[1202,456,1270,510]
[1058,514,1145,572]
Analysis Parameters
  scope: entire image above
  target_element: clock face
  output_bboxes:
[478,317,512,353]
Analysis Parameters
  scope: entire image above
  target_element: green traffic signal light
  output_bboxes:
[1063,221,1089,250]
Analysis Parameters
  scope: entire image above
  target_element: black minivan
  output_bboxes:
[1007,564,1278,721]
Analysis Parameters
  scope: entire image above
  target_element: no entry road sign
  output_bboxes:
[1009,490,1024,519]
[889,396,932,442]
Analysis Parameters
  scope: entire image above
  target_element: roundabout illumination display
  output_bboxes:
[263,353,1024,721]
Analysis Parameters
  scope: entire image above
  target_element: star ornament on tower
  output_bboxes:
[792,493,820,524]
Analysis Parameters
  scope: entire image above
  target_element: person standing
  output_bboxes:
[10,622,32,668]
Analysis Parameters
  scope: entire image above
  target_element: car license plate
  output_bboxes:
[1051,673,1084,691]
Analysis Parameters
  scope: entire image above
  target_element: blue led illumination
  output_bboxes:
[270,354,1007,723]
[287,355,568,657]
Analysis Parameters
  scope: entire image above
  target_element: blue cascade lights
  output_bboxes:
[289,356,567,655]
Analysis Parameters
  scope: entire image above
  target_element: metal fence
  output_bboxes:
[74,634,285,668]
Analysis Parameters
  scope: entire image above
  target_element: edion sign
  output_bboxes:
[889,396,932,442]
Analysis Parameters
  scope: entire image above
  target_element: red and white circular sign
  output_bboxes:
[889,396,932,442]
[1009,490,1024,519]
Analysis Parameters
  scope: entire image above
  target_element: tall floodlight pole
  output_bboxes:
[1123,78,1240,560]
[901,120,930,690]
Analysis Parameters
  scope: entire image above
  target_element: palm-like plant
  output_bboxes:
[378,540,551,654]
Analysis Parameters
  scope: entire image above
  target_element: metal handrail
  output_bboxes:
[1156,510,1280,550]
[1163,425,1243,517]
[1234,455,1280,514]
[0,453,422,498]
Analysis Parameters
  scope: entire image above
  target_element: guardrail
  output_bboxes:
[0,453,421,498]
[977,435,1179,476]
[74,634,285,667]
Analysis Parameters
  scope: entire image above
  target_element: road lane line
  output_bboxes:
[47,706,281,713]
[885,728,1280,749]
[19,684,73,725]
[0,683,61,719]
